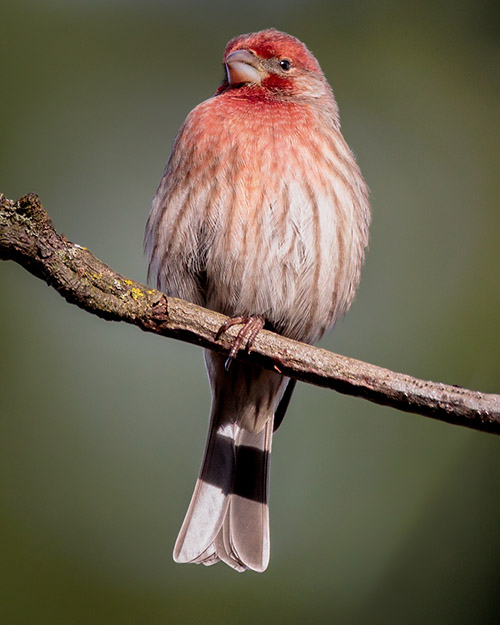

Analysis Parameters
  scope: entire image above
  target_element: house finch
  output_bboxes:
[145,28,370,572]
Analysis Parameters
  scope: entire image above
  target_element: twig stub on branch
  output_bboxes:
[1,193,499,434]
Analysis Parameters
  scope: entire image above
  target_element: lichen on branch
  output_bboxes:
[1,193,499,434]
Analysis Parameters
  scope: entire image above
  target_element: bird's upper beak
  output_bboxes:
[224,49,263,85]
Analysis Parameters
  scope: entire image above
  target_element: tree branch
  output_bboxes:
[1,193,499,434]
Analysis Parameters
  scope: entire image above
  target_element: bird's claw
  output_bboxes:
[215,315,265,370]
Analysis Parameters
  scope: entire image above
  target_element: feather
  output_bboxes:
[173,352,284,572]
[145,28,371,572]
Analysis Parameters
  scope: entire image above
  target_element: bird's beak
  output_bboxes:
[225,49,263,85]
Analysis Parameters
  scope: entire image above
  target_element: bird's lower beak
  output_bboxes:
[225,49,263,85]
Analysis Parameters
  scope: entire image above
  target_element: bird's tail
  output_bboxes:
[173,351,287,572]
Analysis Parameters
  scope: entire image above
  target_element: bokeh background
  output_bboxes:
[1,1,500,623]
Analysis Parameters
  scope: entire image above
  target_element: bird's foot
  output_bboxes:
[215,315,265,369]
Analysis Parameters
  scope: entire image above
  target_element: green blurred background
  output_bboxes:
[1,1,500,623]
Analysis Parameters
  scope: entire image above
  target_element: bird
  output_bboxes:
[145,28,370,572]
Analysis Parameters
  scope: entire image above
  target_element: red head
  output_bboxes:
[217,28,330,100]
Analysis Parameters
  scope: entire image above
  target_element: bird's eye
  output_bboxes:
[279,59,291,71]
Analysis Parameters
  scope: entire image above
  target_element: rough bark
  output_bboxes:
[1,193,499,434]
